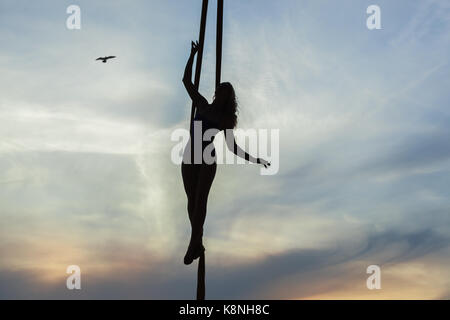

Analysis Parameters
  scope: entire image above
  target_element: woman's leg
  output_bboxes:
[181,163,199,227]
[189,163,217,246]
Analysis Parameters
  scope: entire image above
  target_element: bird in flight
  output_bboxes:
[96,56,116,63]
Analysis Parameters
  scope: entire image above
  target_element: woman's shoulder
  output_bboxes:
[196,98,212,113]
[195,94,210,108]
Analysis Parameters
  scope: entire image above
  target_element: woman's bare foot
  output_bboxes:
[184,240,205,265]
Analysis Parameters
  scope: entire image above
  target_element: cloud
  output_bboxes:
[0,0,449,299]
[1,227,448,299]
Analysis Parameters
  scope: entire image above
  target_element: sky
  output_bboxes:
[0,0,449,299]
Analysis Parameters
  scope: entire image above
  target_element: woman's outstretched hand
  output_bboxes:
[191,41,200,56]
[257,158,271,169]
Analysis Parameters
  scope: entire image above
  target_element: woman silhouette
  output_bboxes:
[182,41,270,265]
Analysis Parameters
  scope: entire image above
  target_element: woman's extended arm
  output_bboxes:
[182,44,195,87]
[182,41,208,107]
[224,129,270,167]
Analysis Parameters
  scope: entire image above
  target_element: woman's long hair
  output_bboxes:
[215,82,238,130]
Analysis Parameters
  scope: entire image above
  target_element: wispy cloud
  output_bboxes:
[0,0,449,299]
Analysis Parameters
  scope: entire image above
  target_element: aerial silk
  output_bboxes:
[189,0,224,301]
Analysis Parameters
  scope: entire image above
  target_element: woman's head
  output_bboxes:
[214,82,238,129]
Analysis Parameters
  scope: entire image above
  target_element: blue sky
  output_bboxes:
[0,0,449,299]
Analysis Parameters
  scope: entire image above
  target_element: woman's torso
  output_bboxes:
[183,102,222,165]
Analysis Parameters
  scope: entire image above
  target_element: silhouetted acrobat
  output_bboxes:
[96,56,116,63]
[182,41,270,265]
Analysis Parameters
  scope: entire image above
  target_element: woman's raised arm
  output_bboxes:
[182,41,208,108]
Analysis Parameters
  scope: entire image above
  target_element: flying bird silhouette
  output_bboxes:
[96,56,116,63]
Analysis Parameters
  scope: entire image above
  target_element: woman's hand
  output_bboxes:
[257,158,271,169]
[191,41,200,56]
